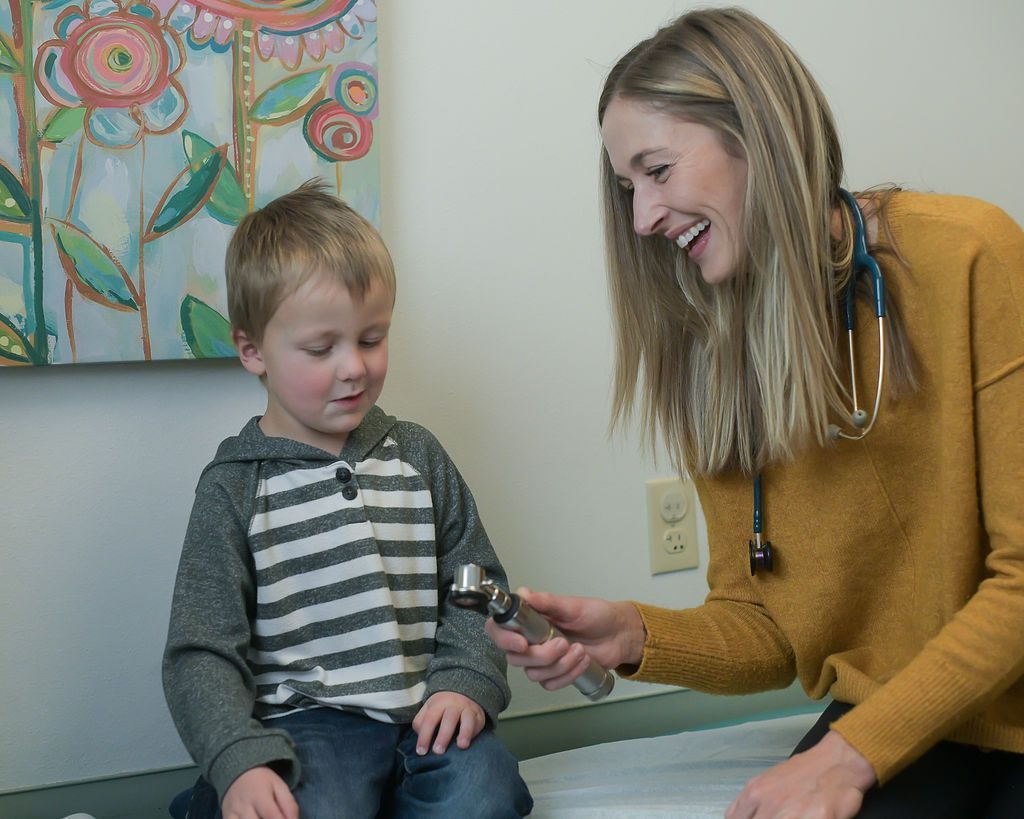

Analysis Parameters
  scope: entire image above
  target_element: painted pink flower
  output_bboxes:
[35,0,188,148]
[303,99,372,163]
[152,0,377,71]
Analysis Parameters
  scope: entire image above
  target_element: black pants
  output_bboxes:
[793,701,1024,818]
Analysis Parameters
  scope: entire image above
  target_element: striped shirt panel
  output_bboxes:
[248,451,439,722]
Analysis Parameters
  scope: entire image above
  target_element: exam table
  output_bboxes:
[518,710,822,818]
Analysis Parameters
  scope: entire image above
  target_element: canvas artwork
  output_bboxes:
[0,0,380,365]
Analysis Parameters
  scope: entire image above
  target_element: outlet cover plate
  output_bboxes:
[646,476,699,574]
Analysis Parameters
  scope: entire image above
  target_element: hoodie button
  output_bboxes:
[336,467,352,483]
[342,485,358,501]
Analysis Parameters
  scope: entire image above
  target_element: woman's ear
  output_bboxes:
[233,329,267,377]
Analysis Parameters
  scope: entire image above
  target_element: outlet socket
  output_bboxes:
[646,476,699,574]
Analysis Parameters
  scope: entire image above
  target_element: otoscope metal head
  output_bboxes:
[449,565,492,613]
[450,564,513,616]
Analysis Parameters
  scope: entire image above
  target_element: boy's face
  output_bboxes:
[234,273,393,454]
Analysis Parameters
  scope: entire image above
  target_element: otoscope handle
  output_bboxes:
[494,594,614,702]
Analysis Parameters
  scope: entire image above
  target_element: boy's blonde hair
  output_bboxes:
[226,179,395,342]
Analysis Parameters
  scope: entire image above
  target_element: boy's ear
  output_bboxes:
[233,329,267,377]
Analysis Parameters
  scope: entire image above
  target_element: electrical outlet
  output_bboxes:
[646,476,699,574]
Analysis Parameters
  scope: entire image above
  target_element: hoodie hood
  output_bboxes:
[202,405,398,478]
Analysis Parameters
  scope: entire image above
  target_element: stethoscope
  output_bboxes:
[749,188,888,575]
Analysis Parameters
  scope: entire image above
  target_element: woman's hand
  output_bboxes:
[412,691,485,755]
[725,730,876,819]
[484,589,646,691]
[221,765,299,819]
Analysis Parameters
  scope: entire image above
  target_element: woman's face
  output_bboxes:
[601,96,748,285]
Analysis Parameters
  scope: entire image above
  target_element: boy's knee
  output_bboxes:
[398,730,533,816]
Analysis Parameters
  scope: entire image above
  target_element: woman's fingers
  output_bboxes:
[484,618,529,653]
[531,644,594,690]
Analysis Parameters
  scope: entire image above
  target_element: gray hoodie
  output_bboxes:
[163,406,511,797]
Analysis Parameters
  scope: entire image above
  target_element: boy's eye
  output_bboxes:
[304,347,331,357]
[360,337,383,348]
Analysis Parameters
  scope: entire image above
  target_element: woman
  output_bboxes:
[487,8,1024,818]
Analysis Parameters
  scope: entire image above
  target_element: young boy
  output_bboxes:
[163,181,533,818]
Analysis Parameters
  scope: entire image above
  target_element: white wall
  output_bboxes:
[2,0,1022,792]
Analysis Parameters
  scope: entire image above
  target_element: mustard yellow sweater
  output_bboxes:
[623,192,1024,784]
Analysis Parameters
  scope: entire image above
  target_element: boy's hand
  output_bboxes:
[222,765,299,819]
[412,691,485,756]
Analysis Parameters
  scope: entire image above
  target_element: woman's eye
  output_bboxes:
[647,164,669,181]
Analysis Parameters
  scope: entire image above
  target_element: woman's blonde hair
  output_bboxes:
[599,7,915,477]
[226,179,395,343]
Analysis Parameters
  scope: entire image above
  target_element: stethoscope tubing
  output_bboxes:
[750,189,888,574]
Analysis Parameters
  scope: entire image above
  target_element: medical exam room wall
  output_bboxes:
[2,0,1022,794]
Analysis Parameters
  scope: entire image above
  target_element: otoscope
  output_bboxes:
[450,564,615,702]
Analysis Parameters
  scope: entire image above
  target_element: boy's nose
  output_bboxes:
[336,348,367,380]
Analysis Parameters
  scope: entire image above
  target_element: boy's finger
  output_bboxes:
[456,708,482,748]
[415,712,439,755]
[431,708,461,754]
[254,793,285,819]
[274,777,300,819]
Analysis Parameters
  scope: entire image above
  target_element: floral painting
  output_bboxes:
[0,0,380,365]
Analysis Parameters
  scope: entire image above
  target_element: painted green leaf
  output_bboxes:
[182,131,247,225]
[146,147,225,240]
[41,107,87,143]
[249,68,328,125]
[180,295,233,358]
[0,312,32,365]
[0,160,31,222]
[50,220,139,311]
[0,31,18,74]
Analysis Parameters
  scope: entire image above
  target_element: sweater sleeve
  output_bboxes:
[830,207,1024,783]
[622,480,796,691]
[621,592,796,692]
[162,469,299,798]
[417,431,511,723]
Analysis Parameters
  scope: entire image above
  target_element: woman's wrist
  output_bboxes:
[819,730,877,791]
[615,601,648,668]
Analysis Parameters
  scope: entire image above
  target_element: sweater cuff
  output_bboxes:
[617,603,684,682]
[425,668,509,725]
[208,733,299,799]
[615,603,725,686]
[828,669,978,784]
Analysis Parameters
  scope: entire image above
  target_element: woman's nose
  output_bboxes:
[632,186,667,236]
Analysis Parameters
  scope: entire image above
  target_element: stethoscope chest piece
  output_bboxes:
[749,537,774,576]
[749,475,774,575]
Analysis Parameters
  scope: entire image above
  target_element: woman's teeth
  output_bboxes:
[675,219,710,249]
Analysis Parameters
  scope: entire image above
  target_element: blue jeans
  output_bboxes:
[171,707,533,818]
